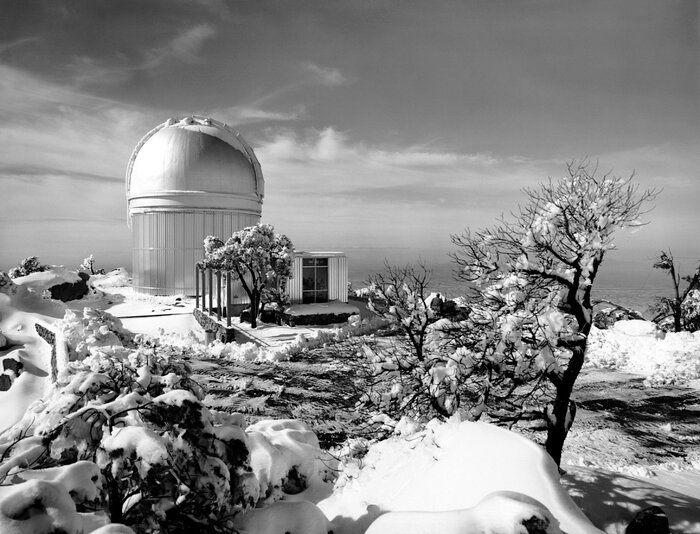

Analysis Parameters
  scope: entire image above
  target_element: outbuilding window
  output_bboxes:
[302,257,328,303]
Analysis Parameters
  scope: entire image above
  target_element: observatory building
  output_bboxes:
[126,116,264,295]
[126,115,349,308]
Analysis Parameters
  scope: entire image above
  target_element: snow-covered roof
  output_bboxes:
[126,116,264,218]
[295,251,346,257]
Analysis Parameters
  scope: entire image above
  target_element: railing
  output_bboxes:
[195,265,234,327]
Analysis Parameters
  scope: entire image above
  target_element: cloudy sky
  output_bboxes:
[1,0,698,287]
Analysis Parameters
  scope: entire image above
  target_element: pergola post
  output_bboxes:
[207,268,213,314]
[201,268,207,311]
[226,271,232,327]
[195,266,200,310]
[216,270,222,321]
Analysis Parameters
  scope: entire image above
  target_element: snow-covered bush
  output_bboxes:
[147,315,388,364]
[8,255,47,278]
[651,251,700,332]
[0,306,337,533]
[54,308,135,360]
[0,271,18,296]
[0,343,250,532]
[0,355,334,532]
[681,289,700,332]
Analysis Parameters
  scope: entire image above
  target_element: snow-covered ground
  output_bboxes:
[1,266,700,533]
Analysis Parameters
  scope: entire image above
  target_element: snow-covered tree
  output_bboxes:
[651,250,700,332]
[202,224,294,328]
[451,161,657,465]
[79,254,106,275]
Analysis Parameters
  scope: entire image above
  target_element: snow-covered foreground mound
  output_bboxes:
[319,419,602,534]
[587,320,700,386]
[0,275,70,433]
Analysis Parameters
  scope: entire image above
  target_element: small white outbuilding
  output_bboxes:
[126,116,263,295]
[288,251,349,304]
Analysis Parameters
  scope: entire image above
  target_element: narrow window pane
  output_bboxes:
[302,291,315,304]
[302,267,315,290]
[316,290,328,302]
[302,258,315,266]
[316,258,328,266]
[316,265,328,290]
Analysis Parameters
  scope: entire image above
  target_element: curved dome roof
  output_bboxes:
[126,116,263,201]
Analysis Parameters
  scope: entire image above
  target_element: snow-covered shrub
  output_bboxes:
[282,315,389,360]
[146,315,388,364]
[54,308,135,360]
[8,255,47,278]
[0,271,18,296]
[0,300,342,532]
[682,289,700,332]
[0,341,254,533]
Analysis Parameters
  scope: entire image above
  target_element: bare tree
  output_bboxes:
[451,161,657,466]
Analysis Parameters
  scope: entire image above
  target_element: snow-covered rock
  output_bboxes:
[235,500,330,534]
[365,491,561,534]
[0,479,81,534]
[319,419,603,534]
[12,266,82,296]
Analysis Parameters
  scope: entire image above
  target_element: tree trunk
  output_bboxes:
[250,293,258,328]
[673,300,682,333]
[108,478,122,524]
[545,344,585,467]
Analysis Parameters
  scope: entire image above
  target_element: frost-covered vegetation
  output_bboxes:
[200,223,294,328]
[359,162,657,466]
[651,250,700,333]
[0,306,335,534]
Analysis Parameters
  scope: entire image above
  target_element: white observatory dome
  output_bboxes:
[126,116,263,295]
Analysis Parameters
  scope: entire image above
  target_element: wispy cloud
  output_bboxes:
[301,61,350,87]
[209,104,306,125]
[144,24,216,68]
[0,37,40,55]
[0,165,122,184]
[67,24,216,87]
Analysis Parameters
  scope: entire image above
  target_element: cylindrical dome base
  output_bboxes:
[131,209,260,295]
